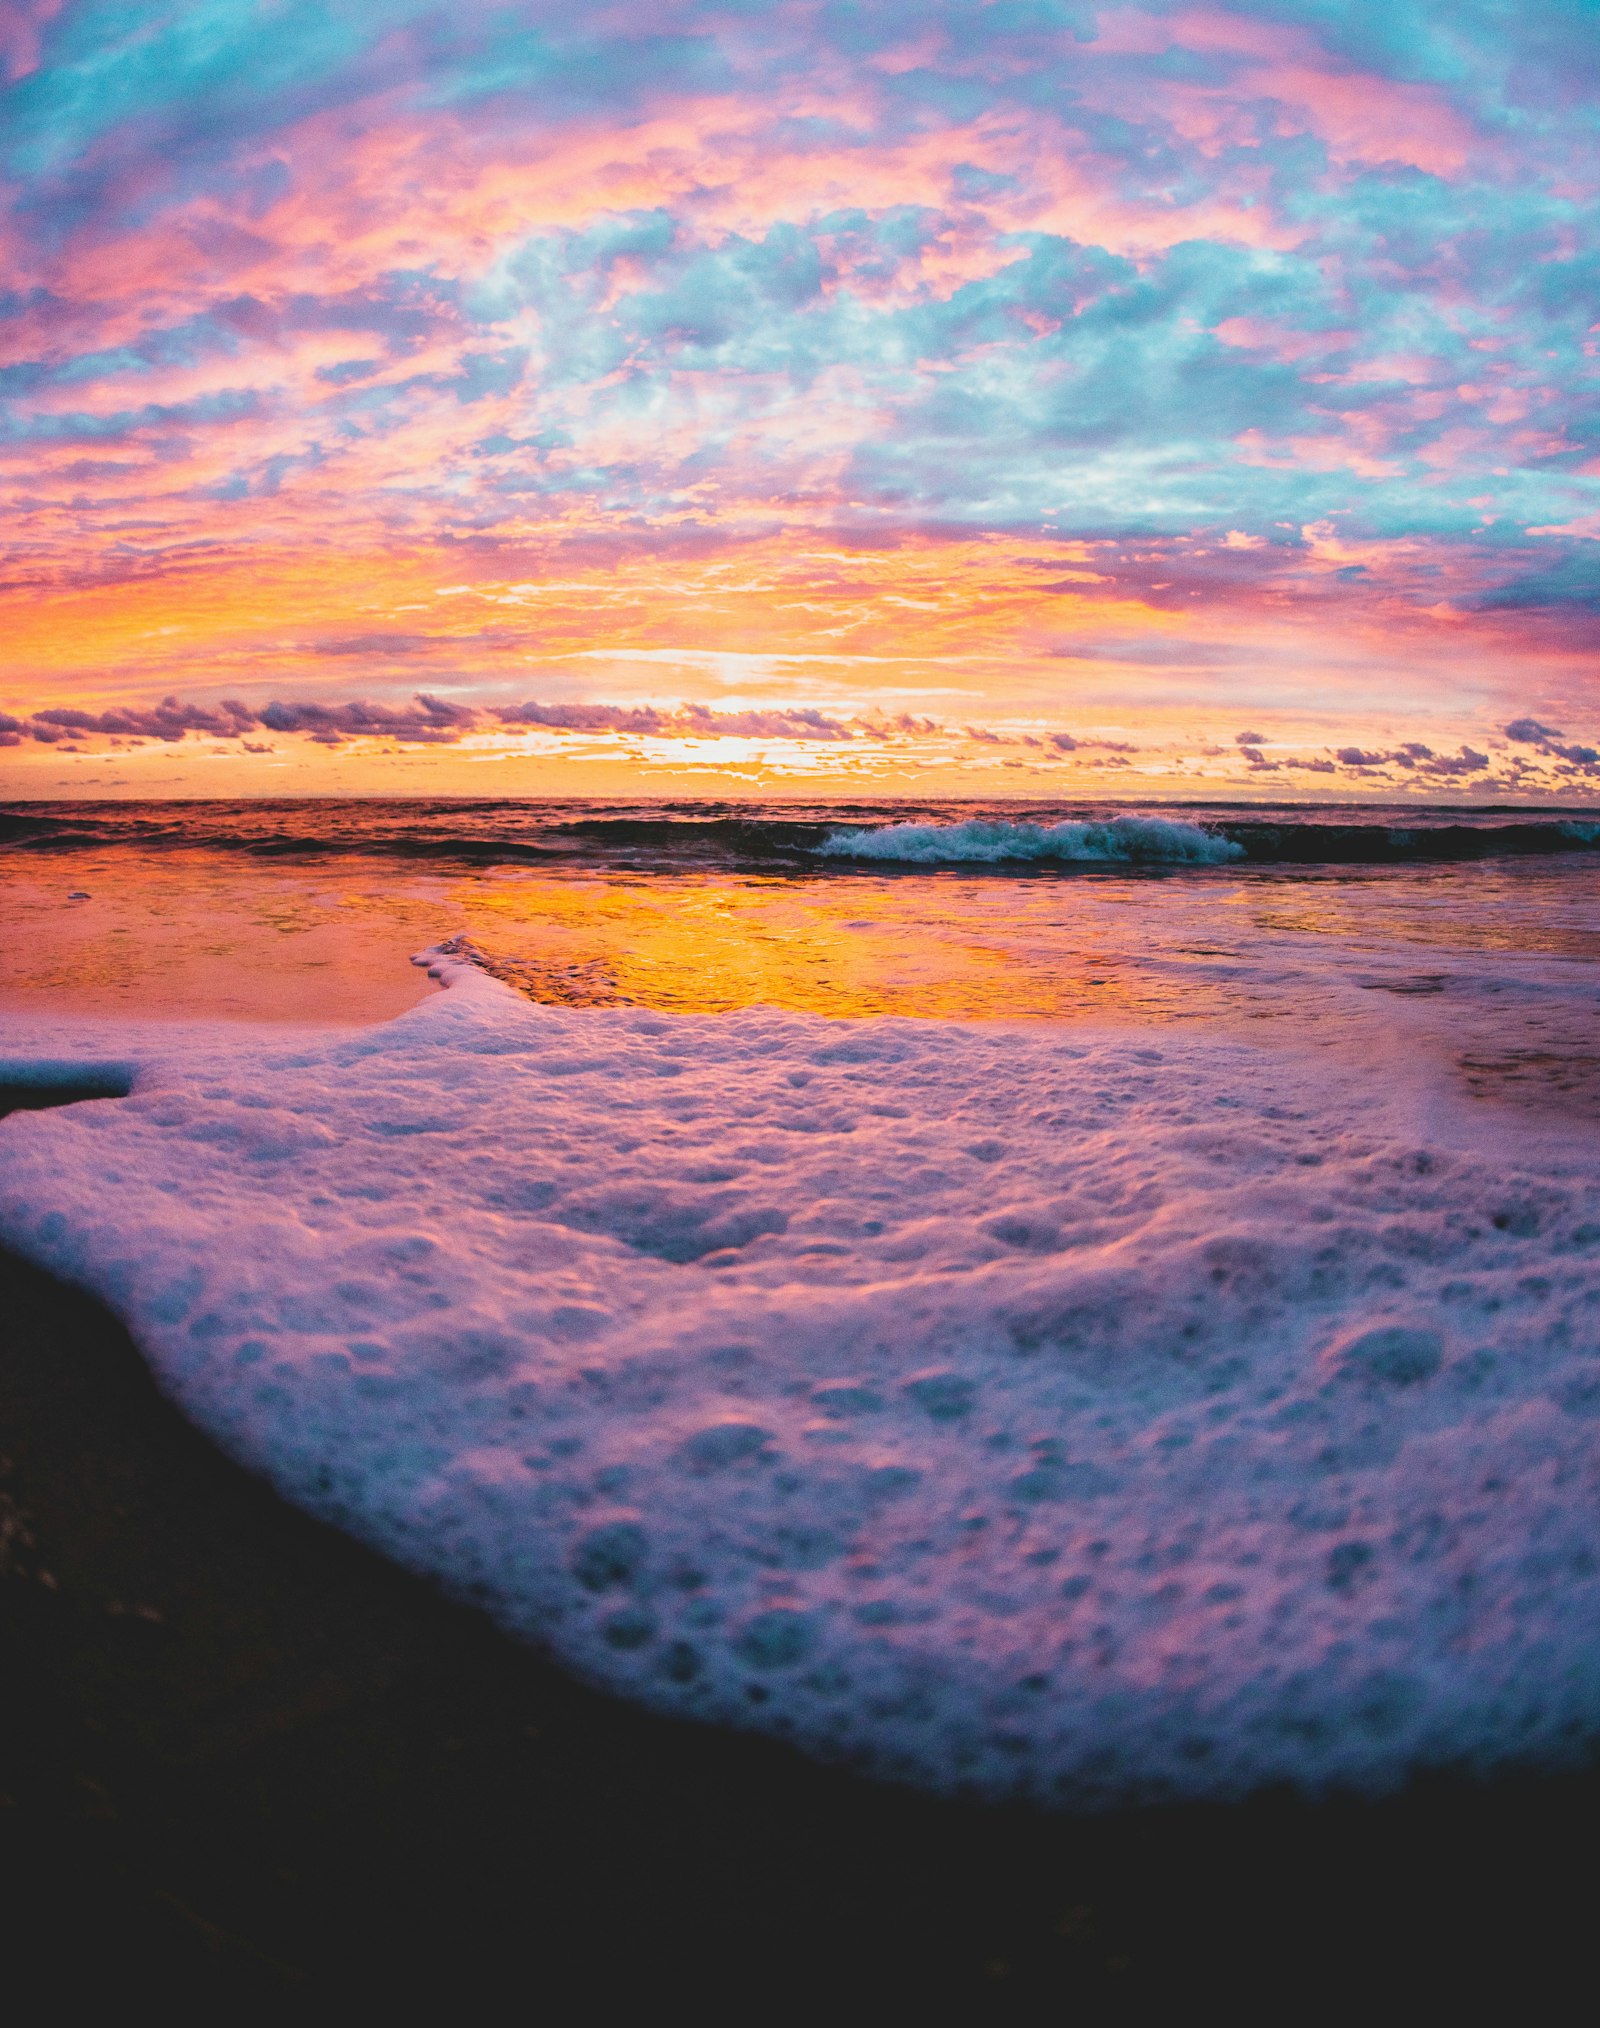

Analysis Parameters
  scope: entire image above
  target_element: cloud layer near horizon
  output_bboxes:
[3,1,1600,783]
[4,687,1596,803]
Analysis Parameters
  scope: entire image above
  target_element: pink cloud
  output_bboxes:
[1088,10,1478,179]
[1248,62,1475,177]
[1214,317,1355,361]
[1236,429,1403,481]
[0,0,61,83]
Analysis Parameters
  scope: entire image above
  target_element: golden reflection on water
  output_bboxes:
[0,852,1230,1025]
[458,873,1178,1022]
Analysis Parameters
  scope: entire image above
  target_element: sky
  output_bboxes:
[2,0,1599,799]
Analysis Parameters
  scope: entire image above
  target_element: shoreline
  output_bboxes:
[4,1237,1599,2005]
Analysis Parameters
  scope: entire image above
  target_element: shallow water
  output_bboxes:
[1,799,1596,1120]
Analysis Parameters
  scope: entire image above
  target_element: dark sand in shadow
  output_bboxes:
[2,1129,1598,2008]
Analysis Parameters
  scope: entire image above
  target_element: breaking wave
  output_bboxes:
[816,815,1244,865]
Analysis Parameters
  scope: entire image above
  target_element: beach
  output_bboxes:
[5,1239,1598,2009]
[3,798,1600,1996]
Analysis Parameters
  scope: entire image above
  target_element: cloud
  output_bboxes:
[304,633,442,657]
[4,4,1599,562]
[1331,742,1500,777]
[28,696,258,741]
[497,700,865,741]
[0,690,929,749]
[7,686,1595,795]
[2,3,1599,753]
[1503,717,1600,766]
[257,694,479,743]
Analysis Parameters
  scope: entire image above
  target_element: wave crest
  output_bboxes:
[816,815,1244,866]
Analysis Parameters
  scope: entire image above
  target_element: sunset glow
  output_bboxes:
[3,1,1599,797]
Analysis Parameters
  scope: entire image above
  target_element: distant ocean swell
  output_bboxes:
[2,803,1598,869]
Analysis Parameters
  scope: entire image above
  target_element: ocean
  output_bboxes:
[3,798,1599,1080]
[2,796,1599,1803]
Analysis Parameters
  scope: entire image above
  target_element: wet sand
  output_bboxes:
[3,1190,1598,2007]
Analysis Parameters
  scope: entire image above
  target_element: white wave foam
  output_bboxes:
[3,961,1600,1805]
[816,815,1244,866]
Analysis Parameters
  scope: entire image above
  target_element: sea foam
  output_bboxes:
[816,815,1244,865]
[2,958,1599,1804]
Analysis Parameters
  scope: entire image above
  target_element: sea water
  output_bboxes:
[2,799,1598,1107]
[1,797,1598,1801]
